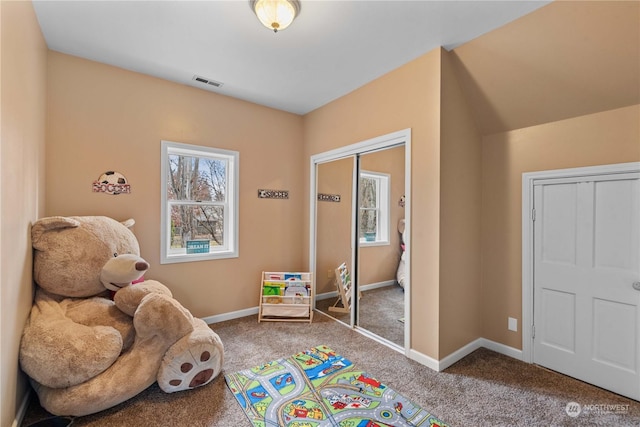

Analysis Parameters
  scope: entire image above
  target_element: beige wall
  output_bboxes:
[450,1,639,135]
[0,1,47,425]
[316,158,353,295]
[482,105,640,349]
[46,52,305,318]
[304,49,443,359]
[438,51,483,357]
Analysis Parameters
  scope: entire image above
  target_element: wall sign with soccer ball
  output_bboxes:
[92,171,131,195]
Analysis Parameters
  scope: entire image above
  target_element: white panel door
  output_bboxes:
[533,173,640,400]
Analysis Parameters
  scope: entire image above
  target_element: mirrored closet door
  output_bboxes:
[356,146,405,348]
[311,129,410,352]
[314,156,356,325]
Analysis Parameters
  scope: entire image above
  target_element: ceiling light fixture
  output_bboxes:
[250,0,301,33]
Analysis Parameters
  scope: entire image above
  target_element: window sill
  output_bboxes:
[160,251,238,264]
[359,240,390,247]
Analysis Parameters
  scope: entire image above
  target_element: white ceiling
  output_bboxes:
[33,0,551,115]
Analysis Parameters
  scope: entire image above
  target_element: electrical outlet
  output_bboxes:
[508,317,518,332]
[327,270,333,279]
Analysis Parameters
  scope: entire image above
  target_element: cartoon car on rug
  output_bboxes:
[287,403,323,420]
[355,420,394,427]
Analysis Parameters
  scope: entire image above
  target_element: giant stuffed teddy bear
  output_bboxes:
[19,216,224,416]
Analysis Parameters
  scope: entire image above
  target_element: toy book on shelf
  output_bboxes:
[258,271,313,323]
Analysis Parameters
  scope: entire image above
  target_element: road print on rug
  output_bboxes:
[225,345,448,427]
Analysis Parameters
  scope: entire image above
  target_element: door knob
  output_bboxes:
[633,282,640,291]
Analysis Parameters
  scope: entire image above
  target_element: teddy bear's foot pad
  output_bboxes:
[157,323,223,393]
[171,351,213,388]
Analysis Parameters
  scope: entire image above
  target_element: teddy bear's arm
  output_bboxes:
[20,291,124,389]
[64,296,136,350]
[114,279,172,316]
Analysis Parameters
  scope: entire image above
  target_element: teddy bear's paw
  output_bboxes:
[157,320,224,393]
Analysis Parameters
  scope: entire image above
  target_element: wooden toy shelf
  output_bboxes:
[258,271,314,323]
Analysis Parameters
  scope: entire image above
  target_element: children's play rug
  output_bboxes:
[225,345,448,427]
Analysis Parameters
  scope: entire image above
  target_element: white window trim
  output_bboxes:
[359,170,390,246]
[160,140,239,264]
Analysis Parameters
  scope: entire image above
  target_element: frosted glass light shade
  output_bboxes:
[251,0,301,32]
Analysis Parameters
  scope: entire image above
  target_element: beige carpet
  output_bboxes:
[316,284,404,347]
[22,313,640,426]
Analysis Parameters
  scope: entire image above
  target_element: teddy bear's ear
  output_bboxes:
[121,219,135,229]
[31,216,80,249]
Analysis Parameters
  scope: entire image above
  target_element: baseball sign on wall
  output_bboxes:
[92,171,131,195]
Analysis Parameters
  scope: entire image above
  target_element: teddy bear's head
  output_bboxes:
[32,216,142,298]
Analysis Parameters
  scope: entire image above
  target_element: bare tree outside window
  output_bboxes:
[359,176,378,238]
[167,154,227,250]
[358,170,390,245]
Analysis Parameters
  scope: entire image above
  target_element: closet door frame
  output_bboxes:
[309,128,411,354]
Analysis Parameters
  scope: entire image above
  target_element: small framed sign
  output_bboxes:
[318,193,341,202]
[258,189,289,199]
[92,171,131,195]
[186,240,210,254]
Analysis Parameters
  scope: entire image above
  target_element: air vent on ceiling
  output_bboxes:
[192,75,224,88]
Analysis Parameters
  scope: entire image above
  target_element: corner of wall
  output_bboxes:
[437,49,483,359]
[1,2,48,426]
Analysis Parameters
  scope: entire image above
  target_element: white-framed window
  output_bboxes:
[160,140,239,264]
[359,170,390,246]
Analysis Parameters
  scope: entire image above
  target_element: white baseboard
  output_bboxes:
[316,280,396,302]
[13,388,31,427]
[438,338,485,371]
[360,280,396,292]
[407,339,483,372]
[480,337,523,361]
[408,348,440,371]
[202,306,259,324]
[315,290,338,301]
[407,338,523,372]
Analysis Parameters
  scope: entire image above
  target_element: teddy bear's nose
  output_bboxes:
[135,261,150,271]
